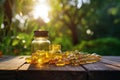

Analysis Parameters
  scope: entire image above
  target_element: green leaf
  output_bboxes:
[108,7,118,16]
[12,39,19,46]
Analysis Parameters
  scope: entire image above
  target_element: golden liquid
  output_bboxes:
[26,44,102,66]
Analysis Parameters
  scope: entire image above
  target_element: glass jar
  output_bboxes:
[31,30,51,53]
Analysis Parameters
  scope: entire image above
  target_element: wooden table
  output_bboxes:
[0,56,120,80]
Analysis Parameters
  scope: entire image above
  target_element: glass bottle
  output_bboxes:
[31,30,50,53]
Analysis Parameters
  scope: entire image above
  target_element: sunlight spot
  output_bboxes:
[13,14,28,30]
[14,14,27,24]
[86,29,94,35]
[1,23,4,29]
[22,40,26,43]
[32,0,50,23]
[24,45,27,48]
[69,0,90,9]
[77,0,82,8]
[83,0,90,4]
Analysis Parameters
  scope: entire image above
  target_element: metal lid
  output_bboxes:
[34,30,49,37]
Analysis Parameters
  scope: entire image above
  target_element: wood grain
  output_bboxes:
[18,64,87,80]
[103,56,120,62]
[82,57,120,80]
[0,56,120,80]
[0,56,27,80]
[0,56,27,70]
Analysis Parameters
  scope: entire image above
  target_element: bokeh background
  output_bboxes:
[0,0,120,55]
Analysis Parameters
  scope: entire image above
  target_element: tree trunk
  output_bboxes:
[3,0,13,35]
[69,24,79,45]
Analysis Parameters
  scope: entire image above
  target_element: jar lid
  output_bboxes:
[34,30,49,37]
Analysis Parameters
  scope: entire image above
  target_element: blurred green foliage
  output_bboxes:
[74,38,120,56]
[0,0,120,55]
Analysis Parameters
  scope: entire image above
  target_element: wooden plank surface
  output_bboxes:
[0,70,16,80]
[18,64,87,80]
[18,70,87,80]
[0,56,120,80]
[82,57,120,80]
[100,56,120,68]
[0,56,27,70]
[103,56,120,62]
[18,56,120,80]
[18,56,87,80]
[0,56,27,80]
[19,63,85,71]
